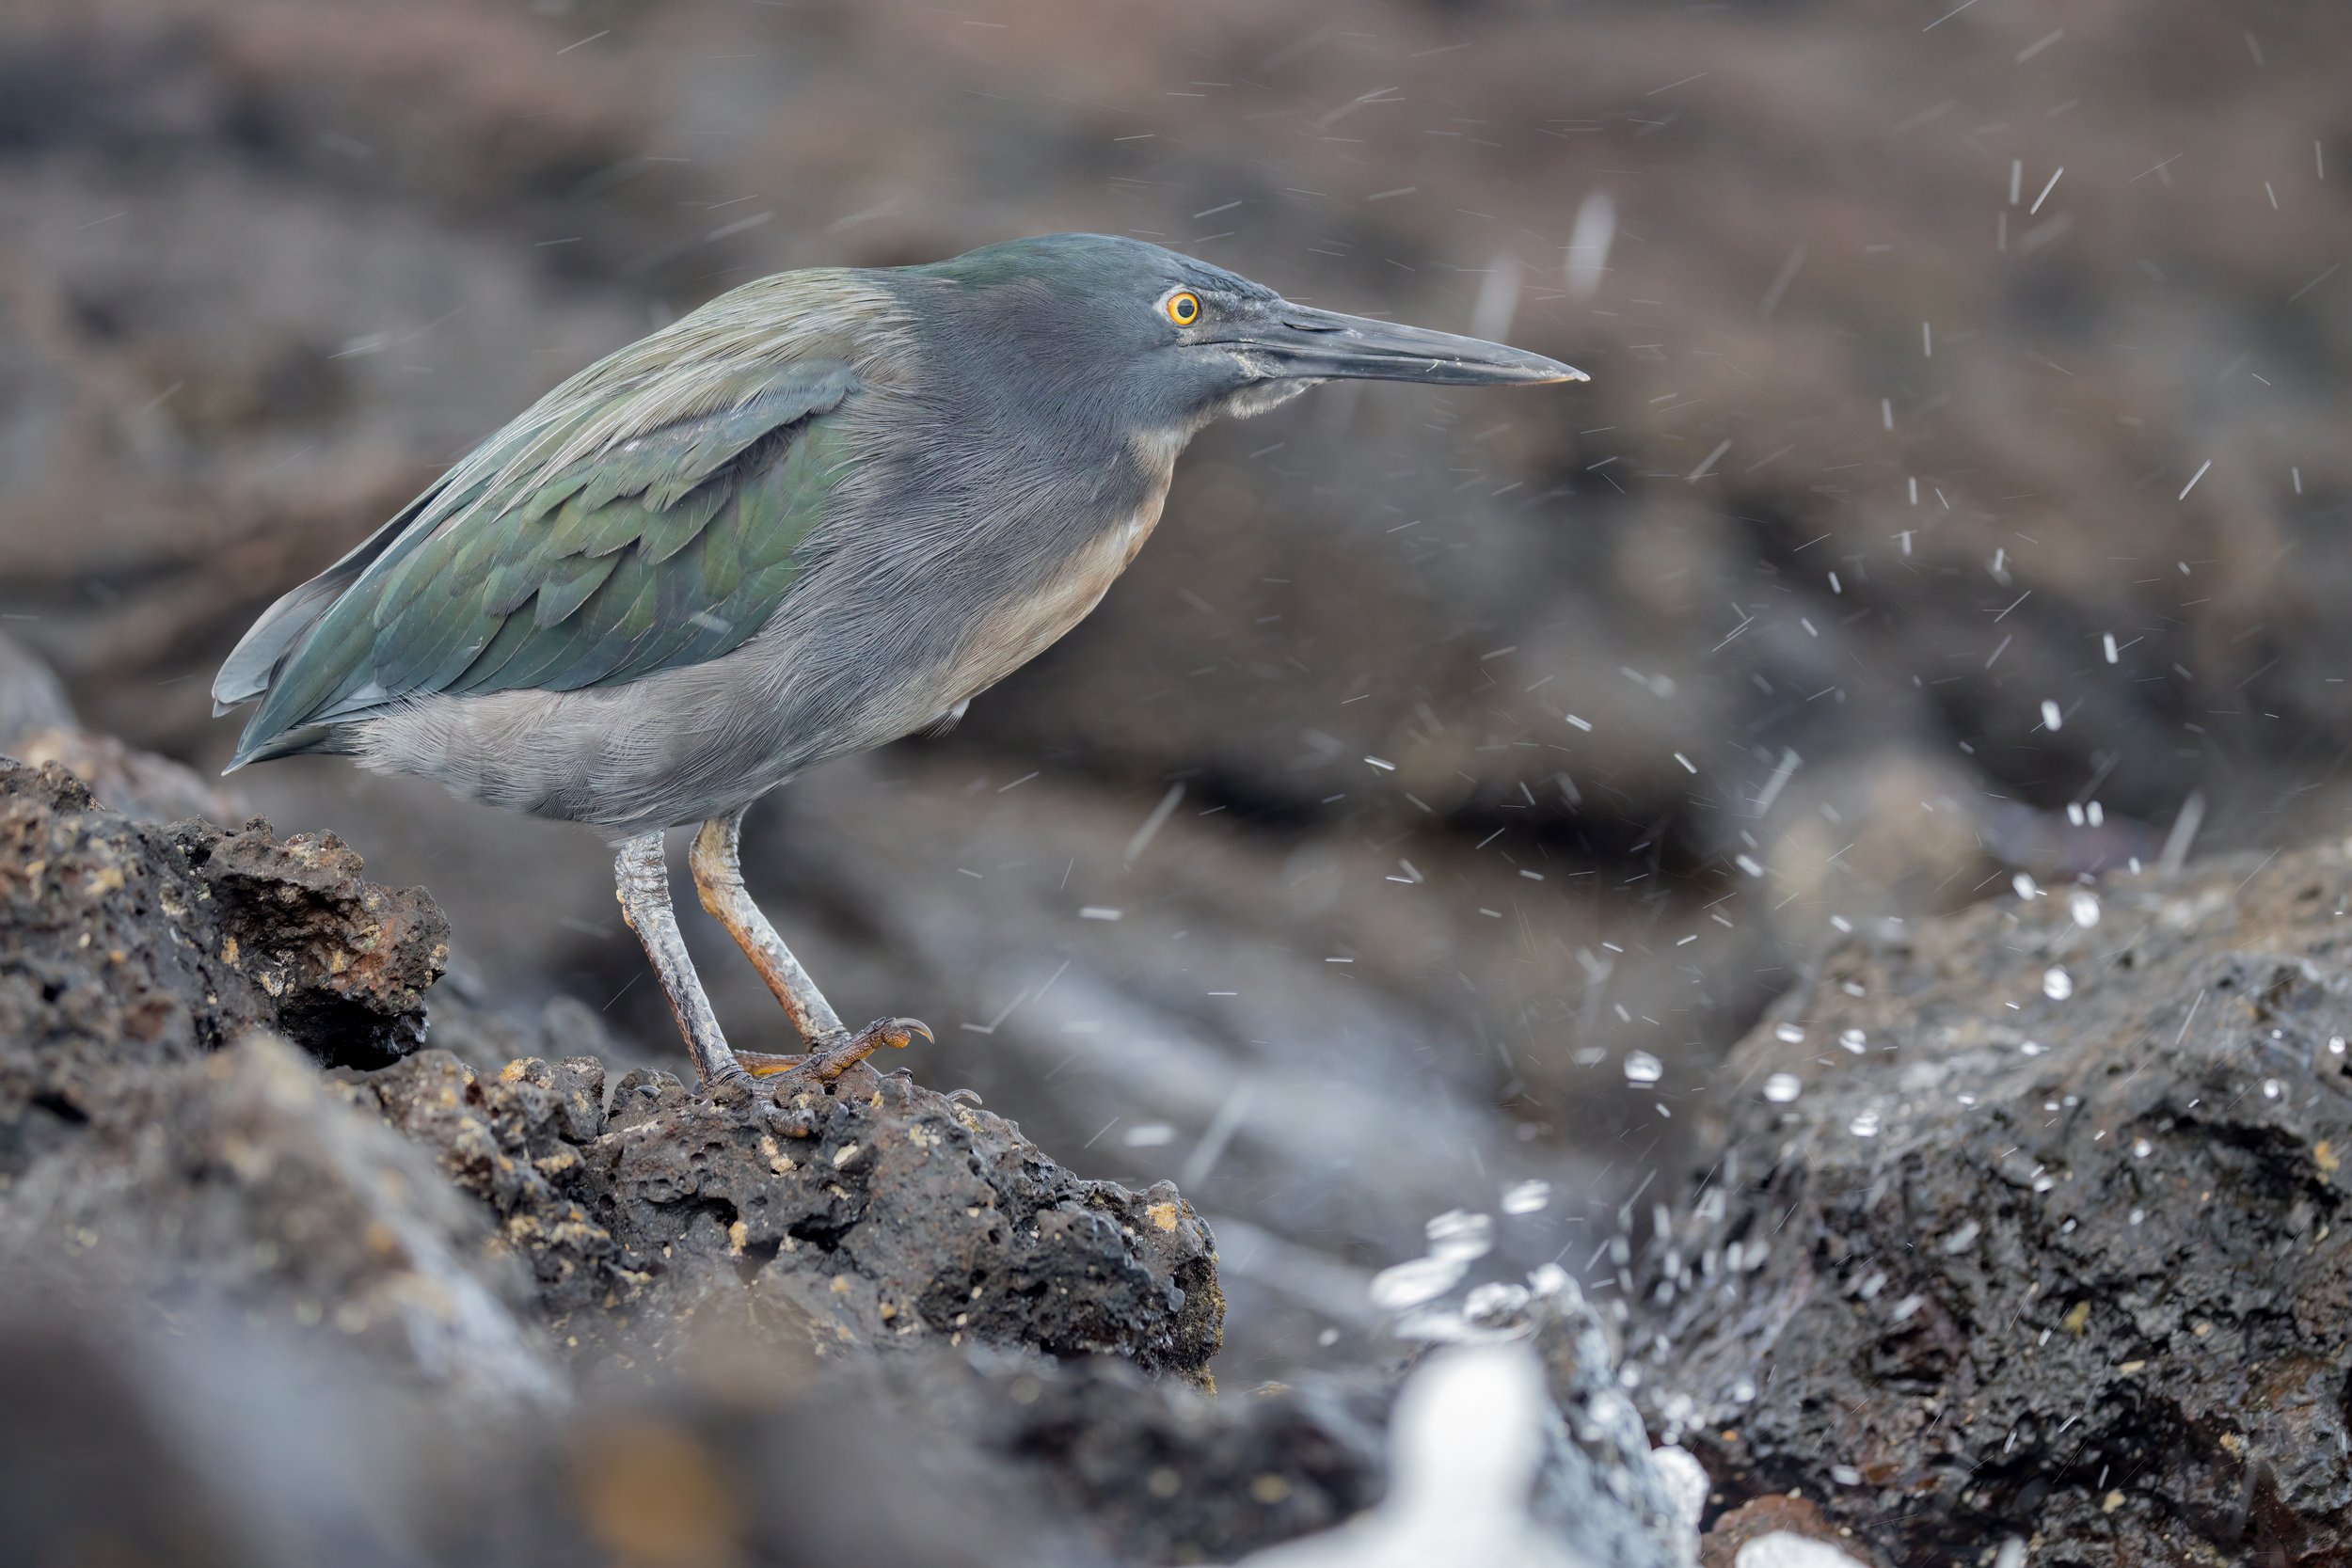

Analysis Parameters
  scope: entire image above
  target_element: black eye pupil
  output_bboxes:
[1175,296,1195,321]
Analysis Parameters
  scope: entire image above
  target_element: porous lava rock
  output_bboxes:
[0,758,445,1105]
[1637,842,2352,1567]
[0,708,1708,1566]
[0,756,1223,1388]
[351,1048,1225,1382]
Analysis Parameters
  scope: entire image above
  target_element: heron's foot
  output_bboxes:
[737,1017,932,1089]
[702,1060,756,1093]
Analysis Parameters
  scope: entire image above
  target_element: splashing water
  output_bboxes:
[1501,1180,1552,1215]
[1425,1210,1496,1262]
[1370,1255,1470,1311]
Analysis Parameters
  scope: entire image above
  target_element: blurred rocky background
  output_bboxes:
[1,0,2348,1560]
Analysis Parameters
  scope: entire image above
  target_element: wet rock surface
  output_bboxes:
[0,732,1699,1565]
[0,755,1220,1383]
[1638,843,2352,1567]
[0,757,549,1398]
[12,0,2344,1392]
[5,0,2344,1560]
[353,1048,1225,1382]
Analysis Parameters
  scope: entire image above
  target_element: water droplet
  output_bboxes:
[1623,1051,1664,1085]
[1848,1110,1882,1138]
[1502,1180,1552,1215]
[2070,892,2101,928]
[2041,698,2063,731]
[1774,1022,1806,1044]
[1424,1210,1494,1262]
[1839,1028,1867,1054]
[2132,1138,2153,1159]
[2042,966,2074,1001]
[1464,1281,1532,1323]
[2012,872,2042,900]
[2020,1039,2046,1056]
[1764,1072,1803,1103]
[1369,1254,1466,1310]
[2263,1078,2283,1101]
[1529,1264,1573,1299]
[2332,1037,2347,1057]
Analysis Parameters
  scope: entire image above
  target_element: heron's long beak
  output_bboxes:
[1248,302,1587,386]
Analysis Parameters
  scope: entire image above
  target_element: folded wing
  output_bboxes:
[217,358,856,767]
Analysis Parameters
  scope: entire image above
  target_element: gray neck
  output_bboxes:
[849,284,1182,567]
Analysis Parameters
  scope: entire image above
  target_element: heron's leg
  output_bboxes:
[688,810,841,1041]
[688,811,930,1086]
[615,831,748,1089]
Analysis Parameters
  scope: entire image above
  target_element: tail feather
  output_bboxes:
[212,489,440,758]
[213,573,355,711]
[223,722,358,772]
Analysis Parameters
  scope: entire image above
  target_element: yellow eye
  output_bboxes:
[1166,291,1200,325]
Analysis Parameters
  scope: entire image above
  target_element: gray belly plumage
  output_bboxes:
[351,493,1167,837]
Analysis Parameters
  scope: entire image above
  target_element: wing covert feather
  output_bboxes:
[231,360,856,757]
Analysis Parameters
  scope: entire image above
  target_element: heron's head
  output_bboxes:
[904,233,1585,437]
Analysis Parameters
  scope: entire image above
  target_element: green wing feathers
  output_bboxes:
[227,362,855,764]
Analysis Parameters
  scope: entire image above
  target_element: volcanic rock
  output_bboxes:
[1637,843,2352,1566]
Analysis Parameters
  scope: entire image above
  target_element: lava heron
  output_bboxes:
[215,233,1584,1092]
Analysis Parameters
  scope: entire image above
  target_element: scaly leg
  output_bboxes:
[688,810,930,1086]
[614,831,748,1089]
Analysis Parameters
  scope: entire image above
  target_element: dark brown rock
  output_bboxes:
[887,1348,1389,1564]
[0,1032,559,1399]
[1698,1496,1873,1568]
[0,754,1225,1386]
[1636,842,2352,1567]
[0,725,1710,1565]
[352,1047,1225,1383]
[0,758,551,1398]
[848,1282,1699,1568]
[0,1269,1705,1568]
[0,759,445,1101]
